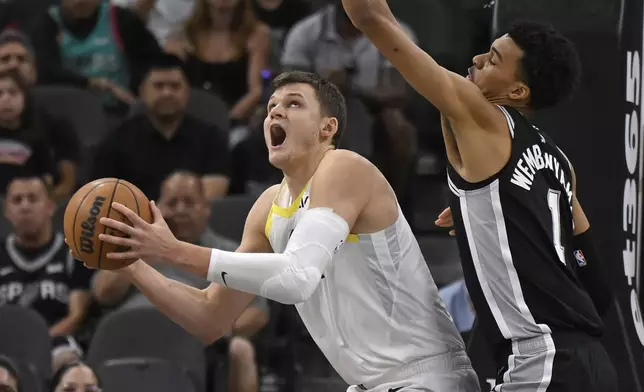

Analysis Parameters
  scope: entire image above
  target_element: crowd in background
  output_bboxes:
[0,0,492,390]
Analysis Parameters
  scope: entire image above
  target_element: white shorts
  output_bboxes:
[346,352,481,392]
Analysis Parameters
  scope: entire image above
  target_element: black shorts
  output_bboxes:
[493,332,617,392]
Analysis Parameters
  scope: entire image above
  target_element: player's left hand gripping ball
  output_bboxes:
[98,201,177,262]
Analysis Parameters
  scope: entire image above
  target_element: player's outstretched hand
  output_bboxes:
[435,207,456,236]
[98,201,178,262]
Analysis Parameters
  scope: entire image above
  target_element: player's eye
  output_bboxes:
[288,101,300,108]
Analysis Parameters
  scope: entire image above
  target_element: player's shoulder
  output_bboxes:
[319,149,373,172]
[252,184,281,214]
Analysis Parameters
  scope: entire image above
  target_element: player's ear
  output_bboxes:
[509,81,530,102]
[320,117,338,141]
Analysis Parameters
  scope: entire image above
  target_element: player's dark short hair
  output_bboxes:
[507,20,581,109]
[271,71,347,146]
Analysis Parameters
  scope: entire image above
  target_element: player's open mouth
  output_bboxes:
[270,124,287,147]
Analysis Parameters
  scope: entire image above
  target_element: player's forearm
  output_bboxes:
[572,228,612,315]
[122,260,229,342]
[49,315,82,336]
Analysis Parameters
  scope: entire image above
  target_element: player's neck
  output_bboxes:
[282,147,333,199]
[15,225,52,249]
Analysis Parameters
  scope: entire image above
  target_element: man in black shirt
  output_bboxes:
[29,0,162,113]
[0,176,92,337]
[92,54,230,201]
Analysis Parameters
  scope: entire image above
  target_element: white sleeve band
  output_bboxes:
[207,207,350,304]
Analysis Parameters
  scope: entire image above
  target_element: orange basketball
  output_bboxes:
[63,178,153,270]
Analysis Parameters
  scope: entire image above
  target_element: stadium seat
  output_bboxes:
[97,357,197,392]
[32,86,109,148]
[0,306,52,390]
[86,307,206,391]
[208,195,258,243]
[128,88,230,133]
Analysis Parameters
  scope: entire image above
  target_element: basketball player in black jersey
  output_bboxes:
[341,1,617,391]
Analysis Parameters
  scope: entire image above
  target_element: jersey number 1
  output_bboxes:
[547,189,566,265]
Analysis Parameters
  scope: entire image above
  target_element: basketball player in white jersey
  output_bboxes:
[92,71,480,392]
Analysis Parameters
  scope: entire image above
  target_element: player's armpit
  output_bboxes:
[342,0,490,122]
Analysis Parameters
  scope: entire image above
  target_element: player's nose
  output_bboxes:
[269,103,286,119]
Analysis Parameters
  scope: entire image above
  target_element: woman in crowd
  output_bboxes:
[51,362,100,392]
[166,0,269,126]
[0,69,56,193]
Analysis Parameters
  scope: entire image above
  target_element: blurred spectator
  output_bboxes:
[112,0,196,45]
[0,30,81,201]
[439,279,475,333]
[281,0,418,213]
[51,336,84,375]
[166,0,269,125]
[0,69,57,193]
[229,105,281,194]
[0,176,93,337]
[91,54,230,201]
[251,0,312,70]
[92,171,268,392]
[30,0,163,115]
[0,355,19,392]
[51,362,100,392]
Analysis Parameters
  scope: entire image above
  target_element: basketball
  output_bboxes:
[63,178,153,270]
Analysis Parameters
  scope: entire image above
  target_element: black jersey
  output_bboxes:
[447,106,603,356]
[0,232,92,326]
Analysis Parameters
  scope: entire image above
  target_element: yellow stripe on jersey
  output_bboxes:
[263,180,360,244]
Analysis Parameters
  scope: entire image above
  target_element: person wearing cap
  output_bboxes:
[29,0,163,115]
[0,30,81,201]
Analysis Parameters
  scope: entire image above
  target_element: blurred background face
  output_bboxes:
[141,69,189,122]
[158,173,210,243]
[264,83,326,169]
[0,367,18,392]
[0,77,24,124]
[54,365,100,392]
[4,178,54,240]
[207,0,240,12]
[61,0,101,19]
[0,43,36,85]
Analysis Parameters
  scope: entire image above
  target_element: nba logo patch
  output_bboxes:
[574,250,587,267]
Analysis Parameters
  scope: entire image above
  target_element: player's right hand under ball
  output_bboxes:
[435,207,456,236]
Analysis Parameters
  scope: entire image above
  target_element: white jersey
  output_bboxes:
[265,179,467,386]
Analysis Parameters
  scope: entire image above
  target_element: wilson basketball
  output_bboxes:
[63,178,153,270]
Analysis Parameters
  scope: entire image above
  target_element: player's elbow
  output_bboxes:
[198,327,228,345]
[261,266,322,305]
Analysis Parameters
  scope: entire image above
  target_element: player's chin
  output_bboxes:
[267,149,289,168]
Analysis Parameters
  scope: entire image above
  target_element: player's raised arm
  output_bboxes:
[341,0,489,121]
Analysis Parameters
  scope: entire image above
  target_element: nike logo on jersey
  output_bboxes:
[221,272,228,286]
[46,263,64,274]
[388,387,406,392]
[299,196,309,209]
[0,267,13,276]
